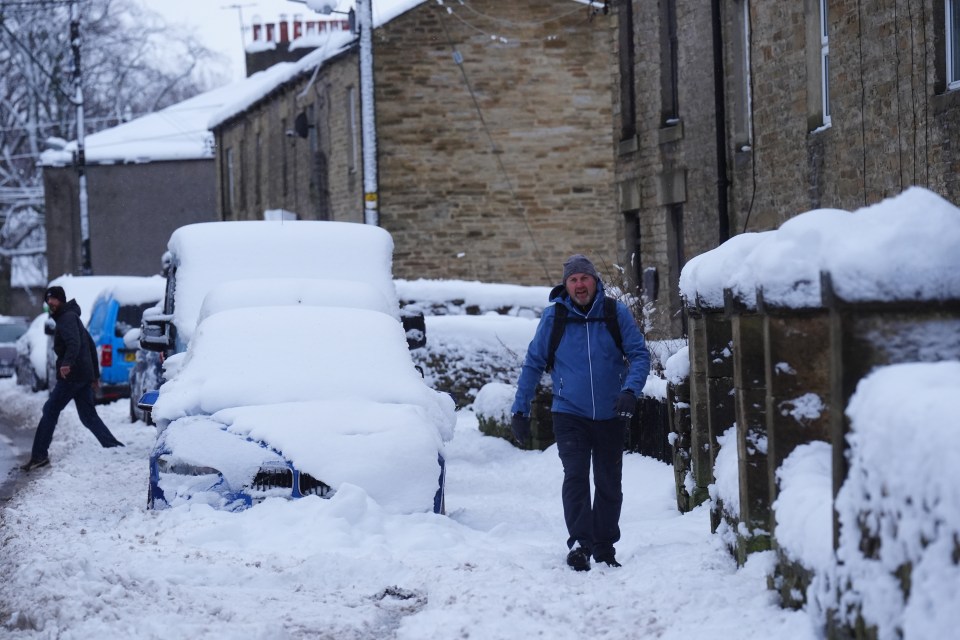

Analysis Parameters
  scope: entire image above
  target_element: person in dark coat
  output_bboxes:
[21,286,123,471]
[511,255,650,572]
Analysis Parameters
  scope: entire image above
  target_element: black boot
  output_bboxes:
[566,547,591,572]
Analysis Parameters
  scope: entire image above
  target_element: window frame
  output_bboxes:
[949,0,960,90]
[820,0,831,126]
[347,87,358,174]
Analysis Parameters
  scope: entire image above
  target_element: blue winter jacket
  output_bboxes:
[511,281,651,421]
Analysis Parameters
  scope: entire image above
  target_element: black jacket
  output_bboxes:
[52,299,100,383]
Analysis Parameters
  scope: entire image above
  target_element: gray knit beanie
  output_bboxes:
[562,254,600,283]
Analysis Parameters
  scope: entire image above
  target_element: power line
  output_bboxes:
[436,5,552,283]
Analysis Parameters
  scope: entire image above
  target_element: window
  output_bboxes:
[733,0,753,149]
[255,133,262,206]
[618,1,637,141]
[223,147,235,216]
[308,104,318,154]
[238,139,246,211]
[281,118,288,198]
[667,204,687,335]
[949,0,960,89]
[660,0,680,124]
[347,87,358,173]
[820,0,831,125]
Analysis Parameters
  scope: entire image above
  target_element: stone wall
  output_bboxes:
[215,50,364,225]
[616,0,960,340]
[215,1,618,287]
[375,1,618,285]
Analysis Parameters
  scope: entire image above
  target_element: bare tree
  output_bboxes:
[0,0,228,198]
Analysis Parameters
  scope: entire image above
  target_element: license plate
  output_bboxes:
[124,352,136,362]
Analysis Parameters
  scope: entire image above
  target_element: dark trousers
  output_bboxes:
[31,379,121,460]
[553,412,624,557]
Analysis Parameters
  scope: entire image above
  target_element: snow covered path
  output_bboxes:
[0,379,817,639]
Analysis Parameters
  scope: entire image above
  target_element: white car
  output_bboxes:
[146,303,455,514]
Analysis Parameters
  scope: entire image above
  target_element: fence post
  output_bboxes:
[725,289,772,564]
[685,306,712,509]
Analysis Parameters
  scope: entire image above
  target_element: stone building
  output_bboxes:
[210,0,618,286]
[613,0,960,338]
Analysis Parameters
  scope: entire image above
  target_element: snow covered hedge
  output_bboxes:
[831,362,960,639]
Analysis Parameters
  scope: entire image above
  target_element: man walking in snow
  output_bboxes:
[21,286,124,472]
[511,254,650,571]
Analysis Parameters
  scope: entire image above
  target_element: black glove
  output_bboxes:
[615,390,636,420]
[511,413,531,444]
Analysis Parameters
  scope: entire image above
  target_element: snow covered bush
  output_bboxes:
[832,362,960,640]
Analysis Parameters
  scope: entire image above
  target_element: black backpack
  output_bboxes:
[544,297,624,372]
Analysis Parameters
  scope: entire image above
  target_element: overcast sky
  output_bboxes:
[143,0,324,83]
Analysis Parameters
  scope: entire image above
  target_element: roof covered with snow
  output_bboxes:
[39,82,241,167]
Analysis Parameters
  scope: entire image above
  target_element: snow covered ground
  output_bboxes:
[0,378,816,639]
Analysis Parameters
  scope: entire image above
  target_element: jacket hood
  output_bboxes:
[55,298,82,318]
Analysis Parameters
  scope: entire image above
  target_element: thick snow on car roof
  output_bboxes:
[93,276,166,306]
[167,221,399,344]
[153,305,454,440]
[48,275,162,322]
[196,278,397,324]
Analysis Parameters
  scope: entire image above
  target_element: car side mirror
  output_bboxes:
[137,389,159,416]
[400,309,426,350]
[139,311,174,352]
[43,318,55,336]
[123,328,141,351]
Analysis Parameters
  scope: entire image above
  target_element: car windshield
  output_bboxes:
[0,323,27,343]
[116,302,157,337]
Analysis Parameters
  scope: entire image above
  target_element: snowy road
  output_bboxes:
[0,378,817,639]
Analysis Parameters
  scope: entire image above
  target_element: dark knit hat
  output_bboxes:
[44,286,66,303]
[562,254,600,283]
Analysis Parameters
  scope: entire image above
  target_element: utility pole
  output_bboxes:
[293,0,379,226]
[356,0,378,226]
[70,0,92,274]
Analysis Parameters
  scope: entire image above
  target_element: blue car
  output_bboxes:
[87,284,163,403]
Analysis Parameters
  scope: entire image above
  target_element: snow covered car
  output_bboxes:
[86,277,164,403]
[0,316,28,378]
[15,274,160,393]
[146,304,455,514]
[132,221,425,420]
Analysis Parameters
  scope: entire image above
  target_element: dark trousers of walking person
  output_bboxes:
[31,379,122,460]
[553,412,624,557]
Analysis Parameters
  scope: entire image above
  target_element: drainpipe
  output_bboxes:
[357,0,379,226]
[711,0,731,244]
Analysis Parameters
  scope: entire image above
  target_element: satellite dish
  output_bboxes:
[293,112,311,139]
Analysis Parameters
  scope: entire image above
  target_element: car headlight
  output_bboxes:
[156,455,220,477]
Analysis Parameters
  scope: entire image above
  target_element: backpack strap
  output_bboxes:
[544,297,624,373]
[602,297,624,356]
[544,303,568,373]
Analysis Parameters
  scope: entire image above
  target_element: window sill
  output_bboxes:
[618,136,639,155]
[658,121,683,145]
[932,88,960,115]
